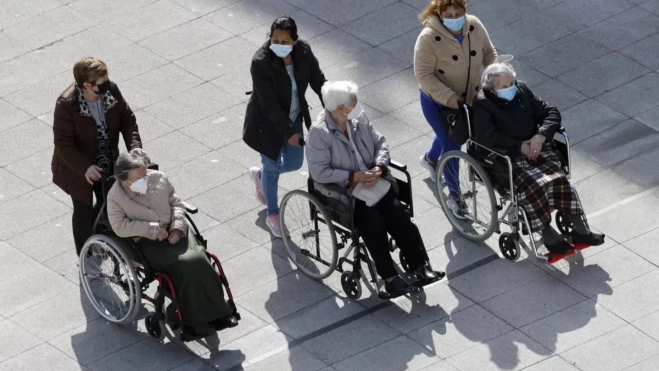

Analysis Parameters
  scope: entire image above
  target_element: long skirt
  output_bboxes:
[138,234,232,325]
[512,146,584,231]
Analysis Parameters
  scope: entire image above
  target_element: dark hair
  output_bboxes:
[269,16,299,41]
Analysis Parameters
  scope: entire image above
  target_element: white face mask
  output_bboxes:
[129,177,148,194]
[345,102,364,121]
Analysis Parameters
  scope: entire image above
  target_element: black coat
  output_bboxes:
[243,40,326,161]
[472,82,561,158]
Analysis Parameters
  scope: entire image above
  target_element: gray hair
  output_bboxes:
[114,152,146,181]
[481,63,517,91]
[321,80,358,111]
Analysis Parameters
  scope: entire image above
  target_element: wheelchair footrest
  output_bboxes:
[544,243,592,264]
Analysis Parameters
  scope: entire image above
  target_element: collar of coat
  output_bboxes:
[423,14,477,39]
[75,84,119,118]
[321,109,358,137]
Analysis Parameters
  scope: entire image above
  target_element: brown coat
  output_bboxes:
[51,82,142,204]
[107,170,187,239]
[414,14,497,106]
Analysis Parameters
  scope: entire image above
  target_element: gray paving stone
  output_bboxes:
[99,44,168,84]
[0,98,31,133]
[225,207,275,245]
[0,189,69,241]
[597,72,659,117]
[378,28,421,66]
[141,131,210,171]
[43,251,80,285]
[174,37,255,81]
[620,32,659,71]
[590,189,659,242]
[445,330,551,371]
[87,338,192,371]
[509,59,551,88]
[244,346,327,371]
[425,237,497,277]
[309,29,374,70]
[543,0,636,31]
[167,152,245,198]
[412,207,462,252]
[530,79,589,112]
[573,169,647,213]
[68,0,158,22]
[4,148,54,189]
[4,71,71,118]
[145,83,241,129]
[360,68,419,113]
[641,0,659,14]
[469,0,549,33]
[133,110,175,143]
[564,149,606,184]
[120,63,204,109]
[10,286,100,341]
[333,336,441,371]
[636,105,659,131]
[612,146,659,186]
[294,0,398,27]
[274,295,365,339]
[0,0,62,29]
[180,105,247,151]
[557,53,650,98]
[169,359,215,371]
[222,245,294,297]
[448,259,546,303]
[576,119,659,167]
[561,325,659,371]
[7,212,74,262]
[201,223,261,262]
[323,48,410,89]
[49,318,147,365]
[47,25,133,67]
[0,119,52,167]
[108,0,196,43]
[0,343,85,371]
[3,6,95,50]
[0,47,69,96]
[623,228,659,266]
[204,0,297,35]
[301,314,400,365]
[0,242,38,283]
[369,114,423,149]
[626,354,659,371]
[634,310,659,342]
[343,2,419,46]
[482,276,586,328]
[375,281,474,334]
[41,183,74,209]
[388,100,432,136]
[597,269,659,322]
[241,9,334,48]
[561,99,628,145]
[211,71,253,102]
[578,7,659,51]
[171,0,239,16]
[489,12,574,57]
[139,18,232,61]
[520,356,580,371]
[408,304,513,360]
[0,319,43,363]
[519,34,612,78]
[0,168,34,205]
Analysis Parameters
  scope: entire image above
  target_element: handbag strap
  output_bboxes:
[462,33,472,105]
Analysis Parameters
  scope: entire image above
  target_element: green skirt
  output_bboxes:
[138,234,232,325]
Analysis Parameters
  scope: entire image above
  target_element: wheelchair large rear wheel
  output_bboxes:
[280,190,339,280]
[437,150,498,242]
[79,234,142,324]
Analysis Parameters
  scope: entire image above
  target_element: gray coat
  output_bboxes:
[305,110,395,204]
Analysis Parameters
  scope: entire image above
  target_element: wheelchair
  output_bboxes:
[78,163,240,342]
[279,161,436,300]
[435,105,589,265]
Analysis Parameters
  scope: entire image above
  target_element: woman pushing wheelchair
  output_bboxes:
[472,63,605,254]
[305,81,445,297]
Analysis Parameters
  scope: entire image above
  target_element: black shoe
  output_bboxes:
[545,239,574,254]
[210,314,238,330]
[384,276,414,296]
[414,265,445,285]
[570,231,605,246]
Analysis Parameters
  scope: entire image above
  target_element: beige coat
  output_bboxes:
[414,14,497,106]
[107,170,187,239]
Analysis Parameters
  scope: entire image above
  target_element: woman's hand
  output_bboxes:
[85,165,102,184]
[131,148,150,163]
[446,94,460,110]
[527,134,545,161]
[521,142,532,160]
[354,169,381,187]
[168,229,182,244]
[157,228,169,241]
[288,133,301,147]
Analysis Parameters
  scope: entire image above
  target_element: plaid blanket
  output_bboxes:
[513,146,583,231]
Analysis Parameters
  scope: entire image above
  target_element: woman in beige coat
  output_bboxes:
[414,0,497,217]
[107,151,237,339]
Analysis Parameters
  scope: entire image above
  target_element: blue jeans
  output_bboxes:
[261,116,304,216]
[419,90,461,196]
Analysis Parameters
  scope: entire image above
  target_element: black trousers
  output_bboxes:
[71,181,104,256]
[353,188,426,279]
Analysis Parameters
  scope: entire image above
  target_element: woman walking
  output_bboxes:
[414,0,497,217]
[243,16,326,237]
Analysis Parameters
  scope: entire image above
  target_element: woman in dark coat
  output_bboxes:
[472,63,605,254]
[243,16,326,238]
[52,57,147,256]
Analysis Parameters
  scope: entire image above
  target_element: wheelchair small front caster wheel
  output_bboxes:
[555,211,573,235]
[341,271,362,300]
[145,313,166,341]
[399,250,413,273]
[499,232,520,261]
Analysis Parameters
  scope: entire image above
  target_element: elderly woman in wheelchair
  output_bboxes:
[436,63,604,264]
[94,152,238,340]
[293,80,445,298]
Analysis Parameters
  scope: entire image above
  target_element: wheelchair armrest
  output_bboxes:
[388,160,407,172]
[181,201,198,214]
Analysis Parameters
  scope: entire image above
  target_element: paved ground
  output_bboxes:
[1,0,659,370]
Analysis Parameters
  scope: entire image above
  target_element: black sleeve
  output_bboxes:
[473,99,523,157]
[307,47,327,107]
[250,59,297,140]
[525,84,561,140]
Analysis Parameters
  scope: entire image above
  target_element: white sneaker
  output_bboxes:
[419,154,437,183]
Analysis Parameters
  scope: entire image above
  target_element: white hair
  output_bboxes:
[481,63,517,91]
[321,80,358,112]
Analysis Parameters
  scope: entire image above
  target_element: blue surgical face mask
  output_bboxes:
[443,16,465,32]
[269,43,293,58]
[497,84,518,101]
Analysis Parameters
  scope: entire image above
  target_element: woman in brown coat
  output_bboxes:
[51,57,147,256]
[413,0,497,217]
